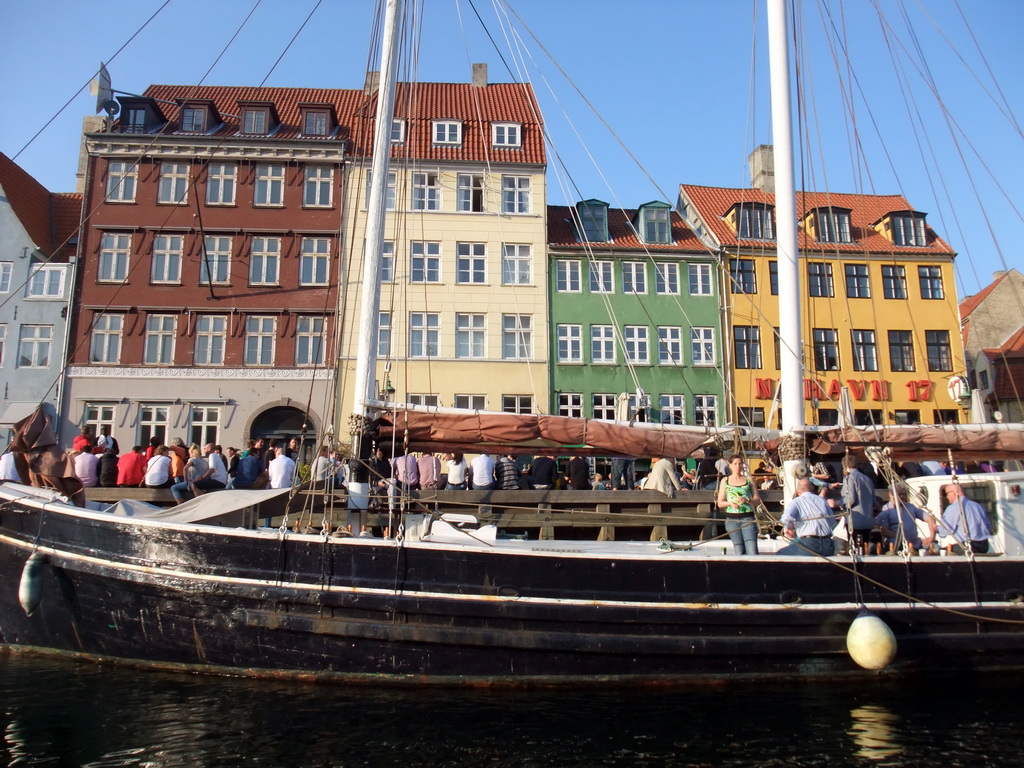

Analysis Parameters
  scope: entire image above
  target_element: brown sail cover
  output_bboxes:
[9,406,85,505]
[377,410,715,458]
[816,423,1024,461]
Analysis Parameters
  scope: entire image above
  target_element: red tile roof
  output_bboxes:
[0,153,82,261]
[983,325,1024,360]
[547,204,704,252]
[136,82,545,165]
[680,184,955,256]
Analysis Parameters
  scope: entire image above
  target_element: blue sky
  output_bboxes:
[2,0,1020,299]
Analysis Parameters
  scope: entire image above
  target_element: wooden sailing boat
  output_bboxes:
[2,0,1024,684]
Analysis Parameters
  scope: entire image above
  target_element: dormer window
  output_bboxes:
[433,120,462,145]
[242,108,268,135]
[180,106,207,133]
[492,122,521,148]
[125,108,148,134]
[891,213,928,246]
[639,202,671,244]
[116,97,165,135]
[736,203,775,240]
[577,200,609,243]
[390,118,405,144]
[814,207,852,243]
[303,110,328,137]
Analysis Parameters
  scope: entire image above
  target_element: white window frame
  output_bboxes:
[390,119,405,144]
[380,241,395,283]
[0,324,5,367]
[143,314,176,365]
[591,325,616,364]
[89,313,123,364]
[194,314,226,366]
[157,162,189,205]
[492,122,522,148]
[658,326,683,366]
[201,236,231,285]
[433,120,462,145]
[412,171,441,211]
[589,261,613,293]
[254,164,285,206]
[660,394,686,425]
[299,237,331,286]
[106,160,137,202]
[365,170,397,211]
[180,106,206,133]
[377,312,391,357]
[694,395,718,427]
[557,324,582,363]
[691,327,715,366]
[98,233,131,283]
[622,262,646,294]
[502,395,532,414]
[502,314,532,360]
[137,404,169,447]
[592,393,616,420]
[83,404,116,439]
[456,243,487,285]
[303,165,333,207]
[0,262,11,293]
[242,108,268,135]
[455,313,486,359]
[556,260,582,293]
[454,394,486,410]
[17,324,51,368]
[295,316,325,366]
[302,110,328,137]
[457,173,485,212]
[249,236,280,286]
[558,393,583,418]
[643,207,671,243]
[688,263,712,295]
[151,234,183,284]
[26,264,65,298]
[409,312,439,358]
[501,175,530,214]
[624,325,649,364]
[410,241,441,283]
[501,243,531,285]
[654,262,679,295]
[244,315,276,366]
[189,405,221,447]
[206,162,236,205]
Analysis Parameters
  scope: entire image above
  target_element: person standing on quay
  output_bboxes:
[716,454,761,555]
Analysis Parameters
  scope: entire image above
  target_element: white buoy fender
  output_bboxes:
[846,610,897,670]
[19,551,45,617]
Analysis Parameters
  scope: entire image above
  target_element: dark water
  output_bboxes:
[2,654,1022,767]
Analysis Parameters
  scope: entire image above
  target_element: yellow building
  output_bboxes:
[337,73,549,426]
[679,162,966,429]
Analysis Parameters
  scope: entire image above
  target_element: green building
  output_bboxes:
[546,200,726,431]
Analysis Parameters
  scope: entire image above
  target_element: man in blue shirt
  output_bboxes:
[941,484,992,554]
[779,478,838,556]
[842,455,877,555]
[877,483,936,555]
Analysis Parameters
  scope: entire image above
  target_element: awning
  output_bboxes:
[0,402,42,426]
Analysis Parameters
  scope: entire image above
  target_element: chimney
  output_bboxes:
[364,70,380,96]
[76,115,106,195]
[749,144,775,194]
[472,63,488,87]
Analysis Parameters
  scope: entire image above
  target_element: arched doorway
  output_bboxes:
[249,406,317,465]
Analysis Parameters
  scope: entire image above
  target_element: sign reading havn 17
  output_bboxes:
[754,378,945,403]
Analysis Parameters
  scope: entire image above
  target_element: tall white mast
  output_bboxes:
[348,0,402,509]
[767,0,806,495]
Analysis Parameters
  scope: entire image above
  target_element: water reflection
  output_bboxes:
[849,705,903,762]
[2,654,1022,767]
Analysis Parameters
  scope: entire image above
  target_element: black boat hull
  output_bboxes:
[3,499,1024,683]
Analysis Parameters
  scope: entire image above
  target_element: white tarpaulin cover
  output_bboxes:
[108,488,291,524]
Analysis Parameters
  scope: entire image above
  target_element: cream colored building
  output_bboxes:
[336,75,549,431]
